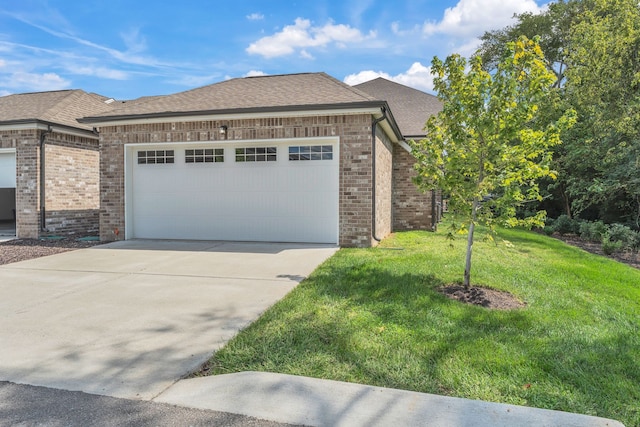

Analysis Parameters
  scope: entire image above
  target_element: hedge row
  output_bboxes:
[544,215,640,255]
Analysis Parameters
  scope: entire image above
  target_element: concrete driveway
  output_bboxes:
[0,240,337,400]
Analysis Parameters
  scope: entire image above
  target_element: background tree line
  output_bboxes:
[477,0,640,228]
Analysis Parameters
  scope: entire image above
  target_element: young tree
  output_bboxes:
[411,37,576,289]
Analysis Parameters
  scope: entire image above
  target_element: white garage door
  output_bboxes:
[126,139,339,244]
[0,150,16,187]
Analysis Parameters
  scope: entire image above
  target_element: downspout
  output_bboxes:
[371,109,388,242]
[39,125,52,232]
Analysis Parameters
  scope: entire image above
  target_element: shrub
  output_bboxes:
[606,223,636,249]
[602,236,624,255]
[579,220,607,243]
[552,215,580,235]
[630,230,640,252]
[543,225,555,236]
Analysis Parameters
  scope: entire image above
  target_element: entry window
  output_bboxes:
[137,150,175,164]
[186,148,224,163]
[235,147,277,162]
[288,145,333,161]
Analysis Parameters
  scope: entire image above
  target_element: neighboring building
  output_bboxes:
[82,73,442,247]
[354,77,444,231]
[0,90,114,238]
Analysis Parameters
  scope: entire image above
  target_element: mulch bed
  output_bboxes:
[553,234,640,270]
[438,284,526,310]
[0,237,102,266]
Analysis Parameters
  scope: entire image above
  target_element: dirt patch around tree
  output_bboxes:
[438,284,526,310]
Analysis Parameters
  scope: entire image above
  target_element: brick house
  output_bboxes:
[0,90,114,238]
[81,73,442,247]
[354,77,444,231]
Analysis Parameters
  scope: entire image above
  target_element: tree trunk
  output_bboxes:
[463,199,479,289]
[635,195,640,228]
[561,186,571,218]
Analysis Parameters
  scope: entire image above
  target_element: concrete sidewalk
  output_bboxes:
[156,372,625,427]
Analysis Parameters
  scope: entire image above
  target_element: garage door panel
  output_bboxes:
[0,152,16,188]
[129,141,338,243]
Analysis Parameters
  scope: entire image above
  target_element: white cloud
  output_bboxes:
[299,49,314,60]
[390,21,421,37]
[344,70,392,85]
[8,14,172,68]
[243,70,267,77]
[0,71,71,91]
[247,13,264,21]
[391,21,402,35]
[453,37,484,58]
[168,74,220,87]
[423,0,543,37]
[71,66,129,80]
[0,59,6,68]
[344,62,434,92]
[120,28,147,53]
[246,18,375,58]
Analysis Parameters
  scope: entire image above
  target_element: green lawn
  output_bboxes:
[203,226,640,426]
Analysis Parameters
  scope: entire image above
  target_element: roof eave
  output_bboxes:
[79,101,387,124]
[0,119,98,138]
[375,102,405,143]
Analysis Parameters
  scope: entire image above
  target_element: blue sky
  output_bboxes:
[0,0,546,100]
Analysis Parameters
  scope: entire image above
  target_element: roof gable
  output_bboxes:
[84,73,382,121]
[0,89,115,130]
[354,78,442,138]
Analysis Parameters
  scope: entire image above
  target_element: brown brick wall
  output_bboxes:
[44,138,100,234]
[45,142,100,211]
[1,129,39,238]
[374,127,393,243]
[44,209,100,234]
[0,129,100,238]
[392,144,436,231]
[98,114,377,246]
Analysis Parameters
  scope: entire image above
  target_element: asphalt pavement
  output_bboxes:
[0,381,300,427]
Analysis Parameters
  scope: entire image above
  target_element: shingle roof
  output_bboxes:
[83,73,382,121]
[353,78,442,138]
[0,90,115,130]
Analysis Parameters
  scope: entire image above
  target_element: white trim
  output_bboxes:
[0,122,46,132]
[0,122,97,139]
[0,148,17,154]
[92,107,381,128]
[49,125,97,139]
[375,118,401,144]
[124,136,340,244]
[398,140,413,153]
[124,135,339,149]
[124,146,134,240]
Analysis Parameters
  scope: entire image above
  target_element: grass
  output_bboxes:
[203,225,640,426]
